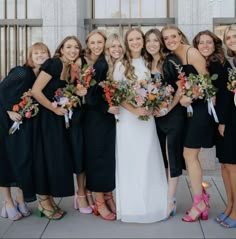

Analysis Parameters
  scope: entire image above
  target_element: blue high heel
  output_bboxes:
[215,212,228,223]
[220,216,236,228]
[162,197,177,221]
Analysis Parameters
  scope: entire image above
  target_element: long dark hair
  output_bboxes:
[193,30,225,66]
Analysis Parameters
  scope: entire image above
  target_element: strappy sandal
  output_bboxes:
[104,193,116,214]
[93,199,116,221]
[49,196,66,216]
[37,196,63,220]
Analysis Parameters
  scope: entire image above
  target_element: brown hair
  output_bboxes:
[53,36,82,59]
[123,27,145,80]
[144,28,165,72]
[25,42,51,67]
[193,30,226,65]
[223,24,236,57]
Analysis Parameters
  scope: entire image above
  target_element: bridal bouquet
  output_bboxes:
[227,67,236,106]
[52,84,81,128]
[99,79,128,122]
[71,64,96,104]
[170,60,218,120]
[126,74,174,121]
[9,90,39,134]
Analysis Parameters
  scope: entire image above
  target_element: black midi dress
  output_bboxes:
[0,66,36,202]
[155,54,186,177]
[82,54,116,192]
[33,58,74,197]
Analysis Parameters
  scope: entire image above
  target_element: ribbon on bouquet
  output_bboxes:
[8,121,22,134]
[64,109,73,129]
[207,98,219,123]
[114,114,119,122]
[187,104,193,117]
[234,93,236,106]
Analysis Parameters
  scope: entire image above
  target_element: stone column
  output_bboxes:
[41,0,87,53]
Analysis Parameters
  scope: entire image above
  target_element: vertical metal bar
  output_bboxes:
[129,0,131,18]
[167,0,170,17]
[7,25,10,73]
[16,24,20,65]
[4,0,7,18]
[139,0,141,18]
[14,0,17,18]
[92,0,94,19]
[25,0,28,19]
[119,0,121,18]
[0,27,2,79]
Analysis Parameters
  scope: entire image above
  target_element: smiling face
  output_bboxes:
[31,48,49,66]
[145,33,161,56]
[60,39,80,62]
[224,29,236,53]
[108,39,124,60]
[197,34,215,58]
[87,33,105,58]
[162,28,182,52]
[126,30,144,57]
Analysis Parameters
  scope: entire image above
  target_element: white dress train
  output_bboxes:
[114,58,168,223]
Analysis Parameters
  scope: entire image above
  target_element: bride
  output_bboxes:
[114,28,168,223]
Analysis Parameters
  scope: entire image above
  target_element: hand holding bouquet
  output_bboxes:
[52,84,81,128]
[71,63,96,104]
[9,90,39,134]
[227,67,236,106]
[126,74,174,121]
[99,79,128,122]
[170,60,218,120]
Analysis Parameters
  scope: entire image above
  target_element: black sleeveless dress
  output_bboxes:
[182,63,215,148]
[155,54,186,177]
[82,54,116,192]
[33,58,74,197]
[0,66,37,202]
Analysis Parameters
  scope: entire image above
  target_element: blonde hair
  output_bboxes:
[25,42,51,67]
[105,33,125,81]
[223,24,236,57]
[161,24,190,52]
[124,27,145,80]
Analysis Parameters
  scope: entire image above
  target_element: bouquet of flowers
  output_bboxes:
[126,74,174,121]
[227,67,236,106]
[71,63,96,104]
[52,84,81,128]
[99,79,129,122]
[170,60,218,121]
[9,90,39,134]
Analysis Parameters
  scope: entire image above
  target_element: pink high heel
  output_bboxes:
[1,202,22,221]
[74,193,93,214]
[182,194,209,222]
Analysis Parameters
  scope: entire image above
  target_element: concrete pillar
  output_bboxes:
[41,0,87,54]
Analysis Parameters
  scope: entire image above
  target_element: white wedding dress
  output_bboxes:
[114,58,168,223]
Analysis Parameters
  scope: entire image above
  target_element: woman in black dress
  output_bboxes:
[82,29,119,221]
[213,24,236,228]
[161,25,213,222]
[144,28,186,219]
[32,36,81,220]
[193,30,233,225]
[0,42,50,221]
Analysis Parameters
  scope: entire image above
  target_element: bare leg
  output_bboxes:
[76,173,89,208]
[183,147,206,219]
[1,187,14,208]
[226,164,236,220]
[221,164,233,215]
[166,140,179,217]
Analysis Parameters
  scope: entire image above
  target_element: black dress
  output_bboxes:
[182,63,215,148]
[33,58,74,197]
[210,60,236,164]
[0,66,36,202]
[155,54,186,177]
[82,54,116,192]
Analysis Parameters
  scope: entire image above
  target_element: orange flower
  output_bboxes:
[12,104,19,112]
[148,93,156,101]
